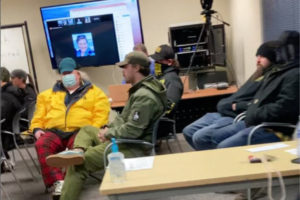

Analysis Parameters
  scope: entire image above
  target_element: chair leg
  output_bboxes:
[172,122,183,152]
[23,143,40,174]
[3,159,26,196]
[247,188,251,200]
[173,134,183,152]
[12,150,16,163]
[1,183,12,200]
[12,135,37,181]
[14,145,36,181]
[165,138,173,153]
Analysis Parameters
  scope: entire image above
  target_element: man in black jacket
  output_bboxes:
[151,44,183,139]
[11,69,37,107]
[216,32,299,148]
[183,41,279,150]
[1,67,24,172]
[151,44,183,110]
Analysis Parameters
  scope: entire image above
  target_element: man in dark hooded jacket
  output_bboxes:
[182,41,278,150]
[150,44,183,139]
[216,31,299,148]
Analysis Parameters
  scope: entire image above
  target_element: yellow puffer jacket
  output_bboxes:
[29,81,110,133]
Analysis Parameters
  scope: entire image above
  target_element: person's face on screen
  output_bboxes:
[256,55,271,69]
[122,64,136,84]
[77,38,88,53]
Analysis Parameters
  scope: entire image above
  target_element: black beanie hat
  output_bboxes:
[256,41,280,63]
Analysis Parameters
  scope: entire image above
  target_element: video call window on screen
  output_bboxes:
[40,0,144,69]
[47,14,119,67]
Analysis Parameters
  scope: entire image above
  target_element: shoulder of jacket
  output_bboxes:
[39,88,54,96]
[132,86,156,99]
[89,84,106,95]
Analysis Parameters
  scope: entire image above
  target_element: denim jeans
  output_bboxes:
[182,113,234,150]
[217,126,281,148]
[210,120,246,145]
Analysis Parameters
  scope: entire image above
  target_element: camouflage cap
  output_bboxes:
[116,51,150,68]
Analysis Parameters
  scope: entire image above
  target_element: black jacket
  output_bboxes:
[156,66,183,118]
[217,76,264,118]
[1,83,23,131]
[157,66,183,106]
[245,61,299,128]
[22,84,36,107]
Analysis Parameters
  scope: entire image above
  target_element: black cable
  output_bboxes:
[184,22,206,77]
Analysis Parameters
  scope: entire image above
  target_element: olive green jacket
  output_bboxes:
[105,76,168,143]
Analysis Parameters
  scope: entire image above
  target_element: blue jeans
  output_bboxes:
[182,113,234,150]
[217,126,281,148]
[210,120,246,144]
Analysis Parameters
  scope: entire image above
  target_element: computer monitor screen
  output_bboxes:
[40,0,143,69]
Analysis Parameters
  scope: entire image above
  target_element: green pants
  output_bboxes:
[60,126,145,200]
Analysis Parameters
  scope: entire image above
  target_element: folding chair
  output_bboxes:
[103,116,162,168]
[247,122,296,145]
[156,116,183,153]
[0,119,25,197]
[3,102,40,181]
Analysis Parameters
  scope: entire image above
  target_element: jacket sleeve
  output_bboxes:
[163,77,183,105]
[245,72,299,125]
[105,93,156,139]
[91,86,110,128]
[235,101,250,113]
[29,92,47,133]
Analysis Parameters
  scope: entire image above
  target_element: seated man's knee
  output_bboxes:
[182,125,193,137]
[81,125,98,132]
[192,132,209,150]
[35,136,46,149]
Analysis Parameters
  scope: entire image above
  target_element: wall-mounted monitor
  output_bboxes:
[40,0,143,69]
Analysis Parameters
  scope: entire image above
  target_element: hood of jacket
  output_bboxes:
[129,75,168,111]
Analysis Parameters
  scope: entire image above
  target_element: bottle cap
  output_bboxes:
[111,138,119,153]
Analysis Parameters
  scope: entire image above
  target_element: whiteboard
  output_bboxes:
[1,26,30,73]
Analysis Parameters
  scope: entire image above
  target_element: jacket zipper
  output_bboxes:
[64,85,92,130]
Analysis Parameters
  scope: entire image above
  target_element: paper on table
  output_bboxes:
[246,143,289,152]
[124,156,154,171]
[285,148,297,155]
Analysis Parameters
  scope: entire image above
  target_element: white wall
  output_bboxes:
[229,0,263,85]
[1,0,262,92]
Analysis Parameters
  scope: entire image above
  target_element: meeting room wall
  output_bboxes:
[1,0,262,93]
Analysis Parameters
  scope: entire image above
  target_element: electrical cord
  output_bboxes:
[182,20,206,86]
[261,154,286,200]
[212,12,238,86]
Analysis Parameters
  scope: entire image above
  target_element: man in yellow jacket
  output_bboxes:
[29,57,110,197]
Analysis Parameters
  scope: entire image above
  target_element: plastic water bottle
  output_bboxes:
[292,116,300,163]
[107,138,126,183]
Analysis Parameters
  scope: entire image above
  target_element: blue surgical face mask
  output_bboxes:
[62,74,77,88]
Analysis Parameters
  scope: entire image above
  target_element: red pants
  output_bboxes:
[35,131,76,187]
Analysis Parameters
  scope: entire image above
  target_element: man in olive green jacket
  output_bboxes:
[46,51,168,200]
